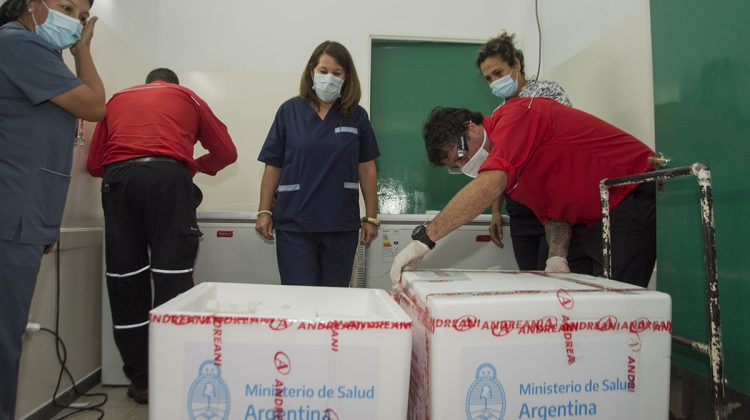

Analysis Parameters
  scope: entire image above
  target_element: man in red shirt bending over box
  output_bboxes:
[391,98,655,289]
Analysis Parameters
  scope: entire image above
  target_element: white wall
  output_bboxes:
[519,0,655,147]
[86,0,522,213]
[78,0,653,215]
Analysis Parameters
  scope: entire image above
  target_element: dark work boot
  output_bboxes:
[127,383,149,404]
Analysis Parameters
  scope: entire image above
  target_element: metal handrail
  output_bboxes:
[599,163,726,420]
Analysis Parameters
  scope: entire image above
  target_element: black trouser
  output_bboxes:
[567,183,656,287]
[102,159,203,387]
[506,194,548,270]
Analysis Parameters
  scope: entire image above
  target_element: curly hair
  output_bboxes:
[0,0,95,26]
[423,107,484,166]
[476,31,525,76]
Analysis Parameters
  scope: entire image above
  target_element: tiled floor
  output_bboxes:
[50,384,147,420]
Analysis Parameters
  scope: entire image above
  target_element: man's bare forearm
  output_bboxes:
[545,220,571,259]
[426,170,506,242]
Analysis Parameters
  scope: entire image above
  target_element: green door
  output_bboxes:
[370,40,498,214]
[651,0,750,395]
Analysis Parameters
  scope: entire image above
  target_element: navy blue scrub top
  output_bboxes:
[258,97,380,233]
[0,22,81,244]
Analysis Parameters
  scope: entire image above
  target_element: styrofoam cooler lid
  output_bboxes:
[400,270,671,321]
[403,270,648,298]
[151,282,410,323]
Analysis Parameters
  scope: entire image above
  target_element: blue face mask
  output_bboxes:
[32,1,83,50]
[313,73,344,103]
[490,68,518,99]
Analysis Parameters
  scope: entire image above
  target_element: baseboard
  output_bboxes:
[21,369,101,420]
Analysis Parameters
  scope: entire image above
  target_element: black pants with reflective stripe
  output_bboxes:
[102,161,203,387]
[567,182,656,287]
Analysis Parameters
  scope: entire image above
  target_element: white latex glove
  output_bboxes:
[389,240,430,287]
[545,256,571,273]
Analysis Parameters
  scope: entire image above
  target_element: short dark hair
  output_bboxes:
[476,31,525,75]
[423,107,484,166]
[299,41,361,117]
[145,68,179,84]
[0,0,94,26]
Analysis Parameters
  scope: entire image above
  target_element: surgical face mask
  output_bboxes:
[32,1,82,51]
[313,73,344,103]
[490,68,518,99]
[461,130,489,178]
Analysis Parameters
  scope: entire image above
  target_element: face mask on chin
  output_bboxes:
[460,129,489,178]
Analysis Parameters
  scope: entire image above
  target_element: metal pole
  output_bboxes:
[693,164,726,420]
[599,182,612,278]
[599,163,726,420]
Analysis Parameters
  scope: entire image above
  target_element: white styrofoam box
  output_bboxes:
[150,282,412,420]
[396,270,672,420]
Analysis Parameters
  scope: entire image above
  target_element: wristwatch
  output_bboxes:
[361,216,380,227]
[411,223,436,249]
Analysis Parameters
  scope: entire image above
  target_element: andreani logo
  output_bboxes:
[466,362,506,420]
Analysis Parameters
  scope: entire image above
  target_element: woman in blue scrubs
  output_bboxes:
[0,0,105,417]
[257,41,380,287]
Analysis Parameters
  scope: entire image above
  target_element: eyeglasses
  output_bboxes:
[447,136,469,175]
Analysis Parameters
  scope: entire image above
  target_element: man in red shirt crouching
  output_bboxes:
[87,68,237,404]
[390,98,655,289]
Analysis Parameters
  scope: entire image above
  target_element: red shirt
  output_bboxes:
[87,81,237,177]
[479,97,654,225]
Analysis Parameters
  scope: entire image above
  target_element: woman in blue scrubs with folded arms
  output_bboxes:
[257,40,380,287]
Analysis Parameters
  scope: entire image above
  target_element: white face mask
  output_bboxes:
[461,130,489,178]
[313,73,344,103]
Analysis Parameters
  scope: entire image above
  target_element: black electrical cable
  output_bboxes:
[39,242,108,419]
[535,0,542,80]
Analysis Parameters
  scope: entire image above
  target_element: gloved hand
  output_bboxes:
[545,256,570,273]
[389,240,430,287]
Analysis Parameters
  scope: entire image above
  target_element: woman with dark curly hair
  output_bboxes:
[477,32,571,106]
[0,0,104,416]
[476,32,572,273]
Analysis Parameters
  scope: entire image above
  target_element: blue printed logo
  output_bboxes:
[465,362,506,420]
[187,360,231,420]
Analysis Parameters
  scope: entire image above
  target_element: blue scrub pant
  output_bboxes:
[275,230,359,287]
[0,239,44,420]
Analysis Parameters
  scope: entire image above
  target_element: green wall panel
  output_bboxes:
[370,41,498,214]
[651,0,750,395]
